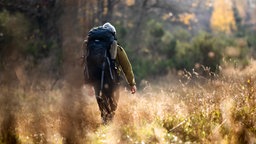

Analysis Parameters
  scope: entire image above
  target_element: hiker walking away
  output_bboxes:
[82,22,136,124]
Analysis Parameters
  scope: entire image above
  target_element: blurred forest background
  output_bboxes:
[1,0,256,85]
[1,0,256,143]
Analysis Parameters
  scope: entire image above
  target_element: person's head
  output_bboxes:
[103,22,116,34]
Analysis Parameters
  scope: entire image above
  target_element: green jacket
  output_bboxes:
[116,45,136,86]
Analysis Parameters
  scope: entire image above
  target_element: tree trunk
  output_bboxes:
[104,0,113,22]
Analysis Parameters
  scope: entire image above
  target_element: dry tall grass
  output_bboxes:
[1,61,256,144]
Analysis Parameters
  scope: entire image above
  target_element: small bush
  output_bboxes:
[173,32,222,75]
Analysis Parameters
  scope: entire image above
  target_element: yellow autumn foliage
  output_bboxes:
[211,0,236,33]
[126,0,135,6]
[179,13,196,26]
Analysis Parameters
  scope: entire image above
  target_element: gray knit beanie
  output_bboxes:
[103,22,116,34]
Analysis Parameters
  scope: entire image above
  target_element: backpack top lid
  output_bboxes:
[88,26,115,43]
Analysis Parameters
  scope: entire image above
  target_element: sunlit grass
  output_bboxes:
[85,62,256,144]
[1,62,256,143]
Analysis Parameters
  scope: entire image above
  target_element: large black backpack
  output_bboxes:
[87,27,115,67]
[85,27,118,89]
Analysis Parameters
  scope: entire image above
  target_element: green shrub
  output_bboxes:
[172,27,191,42]
[191,33,222,72]
[148,21,164,38]
[173,31,250,74]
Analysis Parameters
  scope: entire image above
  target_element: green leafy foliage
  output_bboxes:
[175,32,222,74]
[0,1,62,71]
[124,23,251,82]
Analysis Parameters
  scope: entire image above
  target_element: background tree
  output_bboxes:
[210,0,236,33]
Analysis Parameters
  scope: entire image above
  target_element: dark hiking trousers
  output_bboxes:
[86,59,120,124]
[93,80,120,124]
